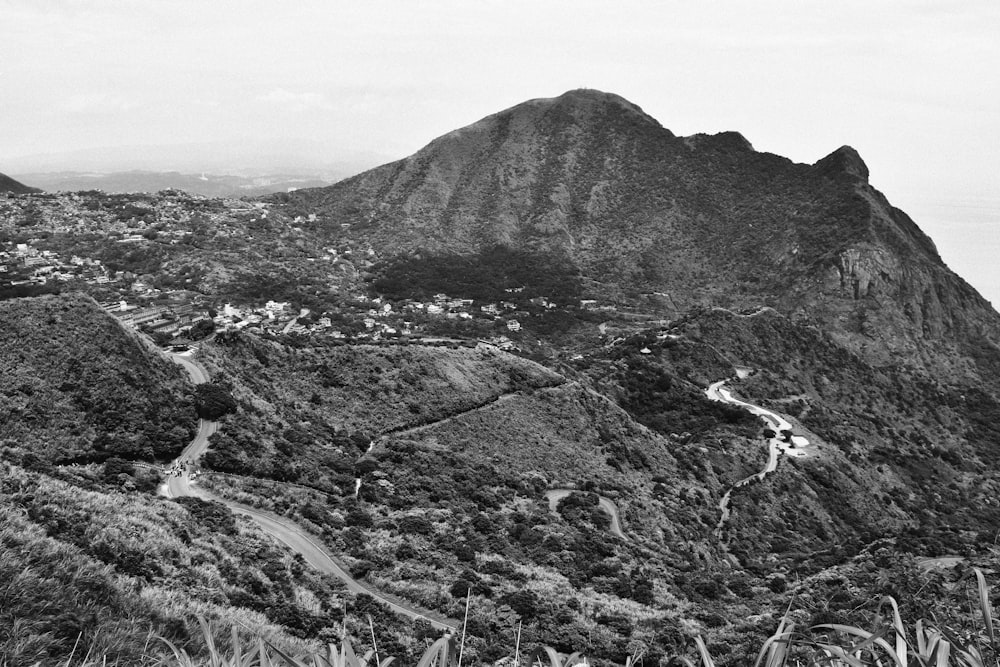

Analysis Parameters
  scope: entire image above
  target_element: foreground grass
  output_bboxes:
[679,568,1000,667]
[18,569,999,666]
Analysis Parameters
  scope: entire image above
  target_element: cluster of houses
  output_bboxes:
[204,291,542,346]
[212,300,307,335]
[0,243,117,288]
[1,190,618,352]
[101,298,209,338]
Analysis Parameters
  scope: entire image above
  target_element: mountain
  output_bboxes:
[274,89,1000,378]
[3,140,388,178]
[0,171,39,194]
[14,171,332,197]
[8,91,1000,664]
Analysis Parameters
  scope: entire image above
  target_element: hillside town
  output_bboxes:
[0,194,570,350]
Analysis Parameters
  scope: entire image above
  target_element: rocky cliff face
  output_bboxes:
[274,89,1000,374]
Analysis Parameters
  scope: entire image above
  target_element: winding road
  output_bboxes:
[706,377,810,536]
[159,350,459,633]
[545,489,626,539]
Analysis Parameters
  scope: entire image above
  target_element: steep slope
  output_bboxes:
[0,296,386,665]
[0,294,196,464]
[182,330,791,661]
[0,171,40,194]
[579,309,1000,568]
[272,89,1000,375]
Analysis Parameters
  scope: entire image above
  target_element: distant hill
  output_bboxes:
[273,89,1000,378]
[15,170,332,197]
[0,171,39,194]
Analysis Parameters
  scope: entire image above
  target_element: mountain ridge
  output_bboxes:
[0,171,39,194]
[272,88,1000,377]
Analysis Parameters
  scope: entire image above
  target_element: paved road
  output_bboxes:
[706,377,810,536]
[163,352,218,499]
[917,555,965,571]
[545,489,626,539]
[160,350,458,633]
[226,502,455,630]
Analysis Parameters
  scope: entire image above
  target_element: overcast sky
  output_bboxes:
[2,1,998,304]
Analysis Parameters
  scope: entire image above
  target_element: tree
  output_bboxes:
[188,319,215,341]
[193,383,237,420]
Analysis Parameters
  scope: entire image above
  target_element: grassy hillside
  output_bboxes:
[5,299,999,664]
[0,297,442,665]
[184,330,809,662]
[193,333,564,492]
[0,457,393,665]
[587,308,1000,568]
[0,294,195,464]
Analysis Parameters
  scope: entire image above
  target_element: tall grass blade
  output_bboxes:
[752,613,794,667]
[458,587,471,667]
[368,615,380,667]
[156,634,195,667]
[929,638,951,667]
[750,631,794,667]
[344,638,364,667]
[267,639,317,667]
[62,631,83,667]
[812,624,899,661]
[231,624,243,666]
[878,596,908,667]
[197,616,219,667]
[915,619,929,658]
[259,637,275,667]
[975,568,995,646]
[953,643,986,667]
[416,636,457,667]
[515,620,522,667]
[693,636,716,667]
[815,642,867,667]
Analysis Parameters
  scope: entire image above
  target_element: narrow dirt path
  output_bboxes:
[376,381,565,442]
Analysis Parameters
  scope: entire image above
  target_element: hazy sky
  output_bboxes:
[2,1,998,304]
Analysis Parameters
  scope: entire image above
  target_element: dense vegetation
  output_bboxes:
[371,246,582,304]
[186,331,791,662]
[193,332,563,489]
[0,294,195,463]
[0,298,443,666]
[0,458,394,666]
[7,90,1000,665]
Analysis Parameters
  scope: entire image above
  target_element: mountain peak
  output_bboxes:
[511,88,662,127]
[813,145,869,182]
[552,88,643,108]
